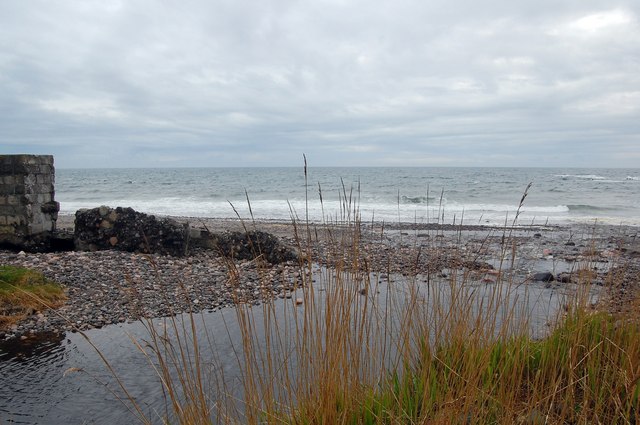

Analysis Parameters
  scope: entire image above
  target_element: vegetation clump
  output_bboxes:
[331,310,640,424]
[0,265,66,328]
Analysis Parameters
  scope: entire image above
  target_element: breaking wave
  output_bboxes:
[556,174,607,180]
[567,204,616,213]
[401,195,437,204]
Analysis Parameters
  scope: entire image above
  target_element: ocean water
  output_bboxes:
[55,167,640,226]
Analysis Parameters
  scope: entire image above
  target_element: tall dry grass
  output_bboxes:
[91,174,639,424]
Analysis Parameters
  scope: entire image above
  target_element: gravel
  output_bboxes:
[1,218,638,340]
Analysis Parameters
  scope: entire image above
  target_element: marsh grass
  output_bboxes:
[0,265,66,328]
[82,176,639,424]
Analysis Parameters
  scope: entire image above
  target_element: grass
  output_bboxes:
[0,265,66,329]
[344,310,640,423]
[205,180,637,423]
[67,175,640,424]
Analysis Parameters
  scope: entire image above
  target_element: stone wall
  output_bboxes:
[0,155,59,249]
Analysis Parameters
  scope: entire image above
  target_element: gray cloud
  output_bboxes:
[1,0,639,168]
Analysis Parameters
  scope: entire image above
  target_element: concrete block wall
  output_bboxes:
[0,155,59,246]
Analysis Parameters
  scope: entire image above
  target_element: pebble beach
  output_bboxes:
[1,214,639,341]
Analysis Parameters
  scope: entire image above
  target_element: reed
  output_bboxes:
[92,178,640,424]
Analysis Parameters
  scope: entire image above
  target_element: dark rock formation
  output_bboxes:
[532,271,555,282]
[74,206,189,256]
[74,206,297,262]
[557,272,572,283]
[205,230,297,264]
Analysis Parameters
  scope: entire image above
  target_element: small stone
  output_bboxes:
[98,205,110,217]
[99,220,113,229]
[295,297,304,306]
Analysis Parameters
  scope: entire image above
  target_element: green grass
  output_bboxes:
[0,265,66,328]
[335,311,640,424]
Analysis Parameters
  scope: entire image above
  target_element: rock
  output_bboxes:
[208,231,297,264]
[74,206,189,256]
[532,272,554,282]
[557,272,572,283]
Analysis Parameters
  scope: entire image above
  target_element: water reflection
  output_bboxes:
[0,271,600,424]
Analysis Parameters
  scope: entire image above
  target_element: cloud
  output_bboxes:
[567,9,634,33]
[0,0,639,167]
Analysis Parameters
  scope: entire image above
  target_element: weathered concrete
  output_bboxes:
[0,155,59,251]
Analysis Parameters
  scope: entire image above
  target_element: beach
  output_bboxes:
[1,214,638,340]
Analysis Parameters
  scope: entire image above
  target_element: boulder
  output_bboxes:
[208,230,297,264]
[532,271,555,282]
[74,206,189,256]
[557,272,572,283]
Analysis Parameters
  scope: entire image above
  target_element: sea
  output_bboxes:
[55,167,640,226]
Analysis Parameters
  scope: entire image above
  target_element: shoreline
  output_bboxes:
[55,211,640,236]
[1,215,639,341]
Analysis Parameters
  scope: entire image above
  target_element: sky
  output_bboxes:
[1,0,639,169]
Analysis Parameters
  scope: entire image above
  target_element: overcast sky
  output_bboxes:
[1,0,639,168]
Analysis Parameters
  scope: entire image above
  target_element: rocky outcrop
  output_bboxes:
[74,206,297,263]
[206,230,298,264]
[74,206,189,256]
